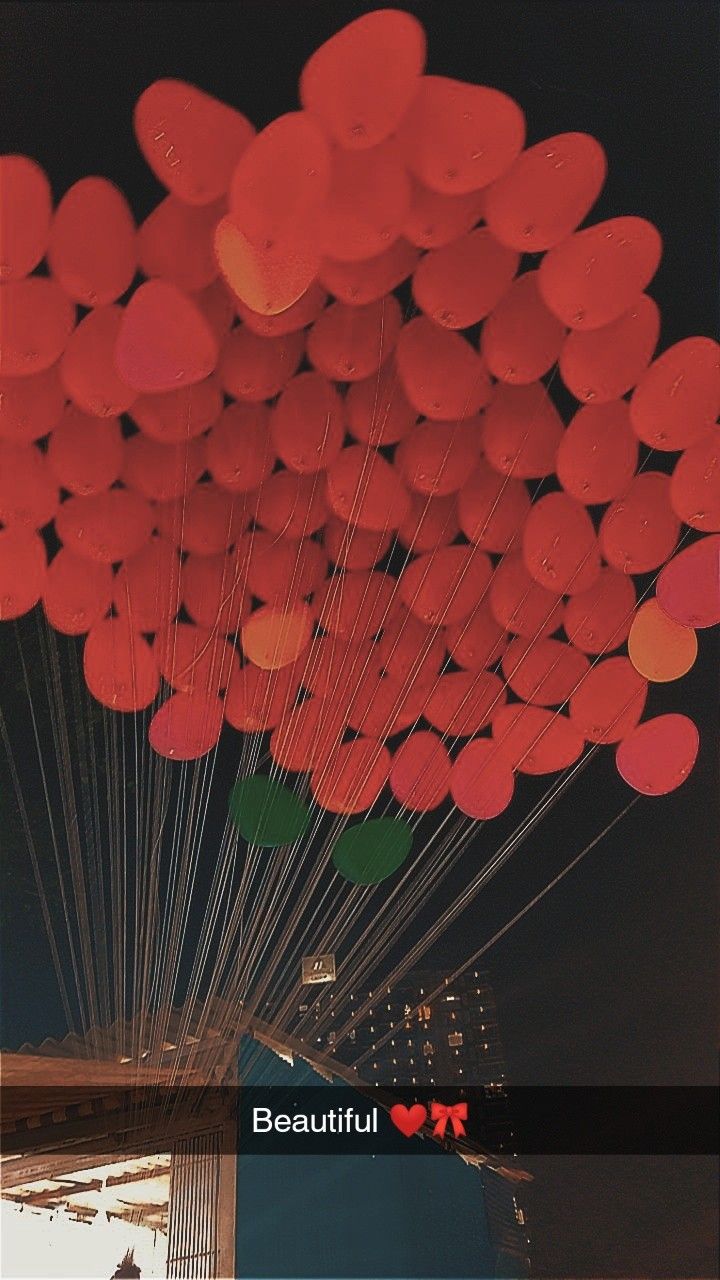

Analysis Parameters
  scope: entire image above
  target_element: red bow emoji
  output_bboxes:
[431,1100,468,1139]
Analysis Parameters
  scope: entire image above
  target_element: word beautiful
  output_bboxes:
[252,1105,379,1134]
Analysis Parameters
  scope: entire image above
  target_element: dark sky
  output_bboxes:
[1,2,718,1276]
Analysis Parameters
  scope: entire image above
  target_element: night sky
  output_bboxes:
[1,3,718,1276]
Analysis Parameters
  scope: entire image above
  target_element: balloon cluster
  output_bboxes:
[1,10,718,878]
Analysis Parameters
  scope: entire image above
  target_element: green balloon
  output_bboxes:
[229,775,310,848]
[332,817,413,885]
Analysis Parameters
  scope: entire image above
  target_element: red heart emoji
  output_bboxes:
[390,1103,427,1138]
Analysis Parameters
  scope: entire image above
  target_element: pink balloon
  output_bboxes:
[656,535,720,629]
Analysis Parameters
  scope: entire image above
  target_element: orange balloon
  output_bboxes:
[444,603,508,672]
[138,195,222,294]
[242,603,313,670]
[234,280,328,337]
[482,381,564,479]
[656,535,720,629]
[397,492,459,553]
[481,271,566,385]
[43,549,113,635]
[113,537,182,633]
[316,568,396,643]
[557,401,638,504]
[424,670,506,736]
[628,599,697,683]
[492,703,584,775]
[225,661,301,733]
[83,617,159,711]
[317,141,411,262]
[398,76,525,194]
[0,441,59,529]
[490,553,564,639]
[670,432,720,532]
[399,546,492,626]
[412,228,518,329]
[155,483,250,556]
[270,372,344,475]
[155,620,239,694]
[115,280,218,392]
[538,217,662,330]
[569,656,647,743]
[0,527,46,620]
[300,9,426,150]
[0,278,75,378]
[122,435,204,503]
[229,111,330,245]
[0,155,51,280]
[630,337,720,451]
[49,176,137,306]
[563,567,636,655]
[345,363,417,446]
[307,295,402,381]
[181,548,251,634]
[319,238,419,306]
[218,325,304,402]
[458,460,531,552]
[324,517,391,570]
[327,445,410,531]
[396,317,492,420]
[56,489,153,563]
[616,714,699,796]
[484,132,606,252]
[206,402,274,493]
[214,213,320,316]
[502,636,590,707]
[522,492,601,595]
[247,532,327,604]
[0,364,66,444]
[270,696,347,772]
[559,294,660,404]
[148,692,225,760]
[600,472,680,572]
[61,306,137,417]
[255,471,329,538]
[396,419,483,496]
[401,179,485,249]
[129,377,222,443]
[450,739,515,819]
[390,731,451,812]
[134,79,254,206]
[47,406,123,495]
[311,738,390,814]
[376,606,445,686]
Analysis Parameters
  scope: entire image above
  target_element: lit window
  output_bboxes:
[418,1004,432,1021]
[422,1041,434,1057]
[448,1031,464,1048]
[445,995,458,1002]
[327,1031,336,1044]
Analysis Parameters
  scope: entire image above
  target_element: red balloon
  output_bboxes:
[134,79,254,206]
[444,602,508,672]
[396,317,492,420]
[0,527,46,620]
[123,435,204,503]
[298,632,373,703]
[656,535,720,629]
[490,553,564,638]
[317,141,411,262]
[396,418,483,496]
[458,460,531,552]
[214,213,320,317]
[0,278,75,378]
[397,76,525,194]
[347,669,429,738]
[155,620,239,695]
[83,617,159,711]
[482,382,564,479]
[327,445,410,532]
[247,533,328,604]
[492,703,584,774]
[397,492,459,553]
[316,568,396,643]
[47,407,123,495]
[401,179,485,249]
[113,537,182,633]
[206,402,274,493]
[345,363,417,447]
[155,483,250,556]
[630,337,720,452]
[399,546,492,626]
[412,228,518,329]
[616,714,699,796]
[424,670,506,736]
[234,280,328,337]
[0,364,66,444]
[181,548,251,634]
[557,401,638,504]
[600,472,680,572]
[563,568,636,655]
[56,489,153,563]
[481,271,566,385]
[49,176,137,306]
[311,738,390,814]
[538,217,662,330]
[43,549,113,635]
[559,294,660,404]
[115,281,218,393]
[0,441,59,529]
[450,739,515,819]
[376,606,445,686]
[319,238,419,306]
[324,517,391,570]
[0,155,51,280]
[569,656,647,743]
[148,692,225,760]
[270,696,347,772]
[270,371,345,474]
[229,111,330,245]
[670,432,720,532]
[484,132,606,252]
[255,471,329,538]
[502,636,590,707]
[522,492,601,595]
[225,662,301,733]
[192,278,236,343]
[138,195,223,294]
[390,731,451,812]
[60,306,138,417]
[307,295,402,381]
[300,9,426,150]
[218,325,304,402]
